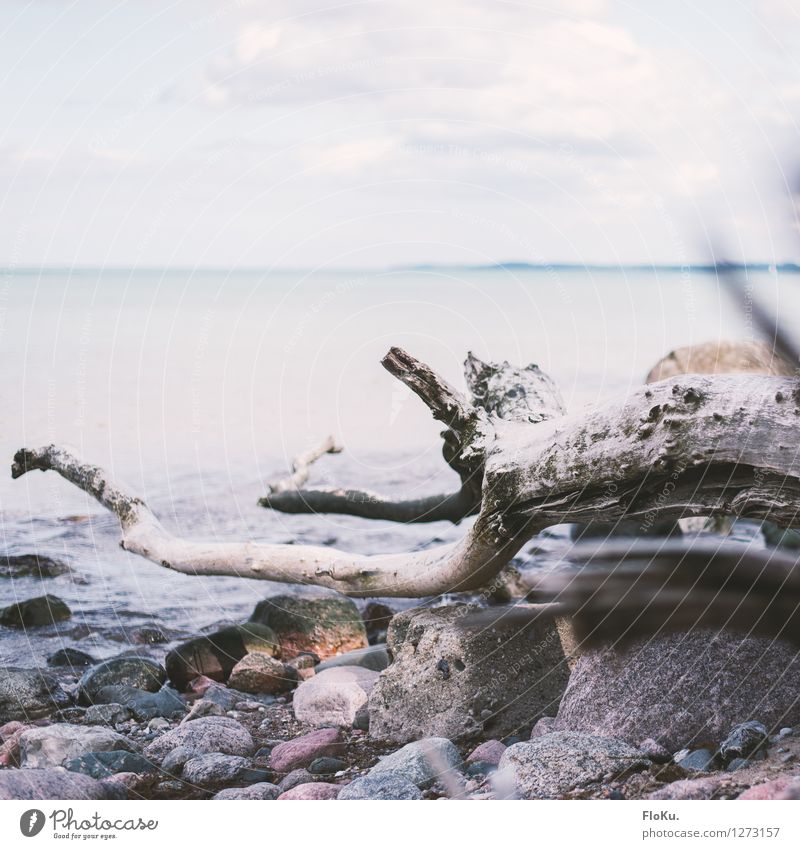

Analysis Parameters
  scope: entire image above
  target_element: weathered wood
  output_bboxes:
[13,352,800,600]
[265,435,342,494]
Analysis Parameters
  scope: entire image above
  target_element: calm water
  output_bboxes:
[0,266,793,664]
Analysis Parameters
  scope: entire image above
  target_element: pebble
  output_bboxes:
[213,783,280,800]
[143,716,254,764]
[269,728,345,773]
[78,657,166,704]
[370,738,462,788]
[467,739,506,766]
[339,772,422,800]
[19,723,135,768]
[278,769,316,793]
[278,782,341,800]
[308,757,347,775]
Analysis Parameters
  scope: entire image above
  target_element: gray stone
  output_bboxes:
[338,771,422,800]
[48,648,96,668]
[554,631,800,751]
[497,731,649,799]
[278,782,340,799]
[181,753,253,789]
[227,652,297,694]
[0,768,126,800]
[213,783,280,800]
[294,666,378,727]
[93,685,186,720]
[369,605,569,744]
[19,723,135,768]
[317,645,391,673]
[161,745,192,776]
[143,716,254,764]
[1,554,69,579]
[678,748,717,772]
[308,756,347,775]
[277,768,316,793]
[249,594,367,660]
[0,668,71,723]
[369,738,462,787]
[84,703,132,726]
[79,657,166,704]
[65,750,156,778]
[720,721,768,761]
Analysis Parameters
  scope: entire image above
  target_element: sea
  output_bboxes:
[0,265,795,665]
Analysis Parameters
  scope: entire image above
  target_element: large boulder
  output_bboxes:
[0,768,126,800]
[143,716,254,764]
[249,594,367,659]
[498,731,649,799]
[78,657,166,704]
[554,630,800,751]
[0,668,71,723]
[0,594,71,628]
[165,623,279,691]
[369,605,569,744]
[19,724,135,768]
[294,667,378,727]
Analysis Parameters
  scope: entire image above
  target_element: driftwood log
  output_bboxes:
[11,347,800,606]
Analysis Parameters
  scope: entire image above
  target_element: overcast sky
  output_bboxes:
[2,0,800,268]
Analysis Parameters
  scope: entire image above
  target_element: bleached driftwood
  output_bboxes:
[265,435,342,494]
[12,349,800,599]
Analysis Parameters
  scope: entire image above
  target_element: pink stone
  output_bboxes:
[467,740,507,766]
[739,778,798,800]
[269,728,345,773]
[187,676,216,696]
[530,717,556,738]
[0,721,26,742]
[278,782,340,800]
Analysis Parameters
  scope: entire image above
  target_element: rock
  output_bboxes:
[78,657,166,704]
[720,721,768,761]
[554,631,800,751]
[19,723,134,768]
[48,647,97,667]
[84,703,132,726]
[0,768,126,800]
[278,782,341,800]
[530,717,557,738]
[0,554,69,579]
[269,728,345,773]
[353,707,370,732]
[467,740,506,766]
[361,602,395,645]
[308,756,347,775]
[149,717,169,731]
[646,339,795,383]
[0,668,71,723]
[638,738,671,763]
[213,783,280,800]
[497,732,649,799]
[0,723,27,766]
[65,750,156,779]
[294,667,378,727]
[0,594,71,628]
[369,738,462,787]
[181,699,226,723]
[161,746,192,776]
[317,645,390,673]
[165,623,280,691]
[338,772,422,800]
[726,758,751,772]
[93,685,186,721]
[130,625,168,645]
[369,605,569,744]
[277,768,316,793]
[678,749,717,772]
[249,594,367,660]
[227,652,298,694]
[738,777,800,799]
[181,753,253,789]
[648,777,723,800]
[143,716,254,764]
[284,654,317,681]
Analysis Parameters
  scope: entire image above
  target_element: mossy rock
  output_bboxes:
[249,594,367,660]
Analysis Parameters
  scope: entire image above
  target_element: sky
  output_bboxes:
[1,0,800,269]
